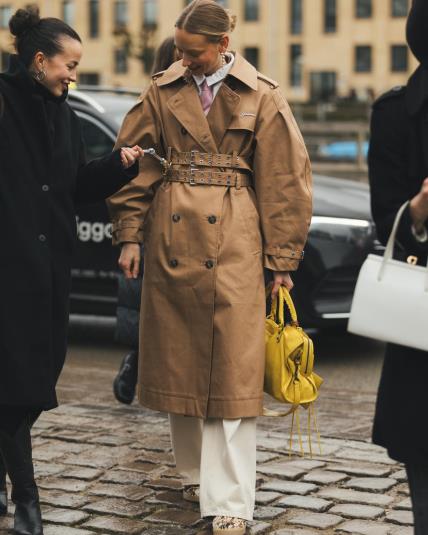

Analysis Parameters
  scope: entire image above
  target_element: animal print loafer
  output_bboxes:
[182,485,200,503]
[212,516,247,535]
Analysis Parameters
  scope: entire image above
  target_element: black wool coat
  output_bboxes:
[369,66,428,464]
[0,56,137,411]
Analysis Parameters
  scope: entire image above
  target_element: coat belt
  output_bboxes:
[166,169,252,188]
[170,149,252,173]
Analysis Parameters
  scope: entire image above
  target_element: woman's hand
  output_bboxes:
[271,271,294,298]
[120,145,145,169]
[410,177,428,231]
[119,243,141,279]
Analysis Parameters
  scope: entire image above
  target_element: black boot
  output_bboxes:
[0,418,43,535]
[113,350,138,405]
[0,452,7,515]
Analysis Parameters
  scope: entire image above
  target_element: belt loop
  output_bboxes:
[235,173,241,190]
[190,149,198,165]
[232,151,238,168]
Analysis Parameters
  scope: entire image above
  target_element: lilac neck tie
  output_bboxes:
[199,79,213,115]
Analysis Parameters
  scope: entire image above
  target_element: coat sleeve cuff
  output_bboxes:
[111,219,143,246]
[263,245,304,271]
[264,255,300,272]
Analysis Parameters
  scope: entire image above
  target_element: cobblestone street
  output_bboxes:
[0,328,409,534]
[0,392,412,535]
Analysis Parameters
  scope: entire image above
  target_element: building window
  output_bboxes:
[143,0,157,28]
[310,71,336,101]
[391,45,408,72]
[290,0,303,34]
[62,0,74,25]
[114,48,128,74]
[89,0,99,38]
[114,0,128,29]
[79,72,100,85]
[355,45,372,72]
[0,6,12,29]
[356,0,372,18]
[244,47,259,70]
[391,0,408,17]
[324,0,336,33]
[142,46,155,73]
[290,44,302,87]
[244,0,259,22]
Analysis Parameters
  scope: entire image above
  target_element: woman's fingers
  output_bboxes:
[271,272,294,298]
[120,146,144,169]
[118,244,141,279]
[271,279,281,298]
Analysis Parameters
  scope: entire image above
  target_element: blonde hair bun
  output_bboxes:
[227,12,237,32]
[176,0,237,41]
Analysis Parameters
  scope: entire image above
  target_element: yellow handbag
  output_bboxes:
[264,286,323,453]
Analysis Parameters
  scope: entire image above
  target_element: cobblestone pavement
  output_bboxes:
[0,388,412,535]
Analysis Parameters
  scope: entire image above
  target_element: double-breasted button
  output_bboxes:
[172,213,181,223]
[42,184,50,192]
[205,260,214,269]
[208,215,217,224]
[170,259,179,268]
[38,234,47,242]
[181,127,187,135]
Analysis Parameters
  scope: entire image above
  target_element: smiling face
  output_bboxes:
[32,36,83,97]
[174,27,229,76]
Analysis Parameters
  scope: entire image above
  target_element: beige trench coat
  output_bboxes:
[108,53,312,419]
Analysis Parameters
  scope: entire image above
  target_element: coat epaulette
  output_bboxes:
[257,73,279,89]
[373,85,406,108]
[151,70,166,81]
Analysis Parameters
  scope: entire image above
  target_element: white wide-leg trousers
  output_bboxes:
[169,414,257,521]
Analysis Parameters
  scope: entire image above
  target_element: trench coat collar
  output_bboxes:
[3,55,67,103]
[156,52,258,92]
[166,80,218,153]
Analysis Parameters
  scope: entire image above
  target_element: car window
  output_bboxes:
[77,112,115,160]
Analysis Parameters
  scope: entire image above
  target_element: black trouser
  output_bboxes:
[406,463,428,535]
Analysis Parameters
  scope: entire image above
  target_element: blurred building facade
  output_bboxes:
[0,0,417,102]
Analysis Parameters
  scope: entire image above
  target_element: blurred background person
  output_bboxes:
[0,6,142,534]
[113,36,178,405]
[369,0,428,532]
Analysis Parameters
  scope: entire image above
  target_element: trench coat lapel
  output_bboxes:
[166,82,218,153]
[207,82,240,150]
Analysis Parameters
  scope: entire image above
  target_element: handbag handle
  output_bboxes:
[379,200,428,291]
[270,286,299,327]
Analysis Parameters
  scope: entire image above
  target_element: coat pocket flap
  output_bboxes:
[228,114,256,132]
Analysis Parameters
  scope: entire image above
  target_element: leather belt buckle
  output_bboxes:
[189,167,197,186]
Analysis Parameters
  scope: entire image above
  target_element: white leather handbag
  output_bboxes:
[348,201,428,351]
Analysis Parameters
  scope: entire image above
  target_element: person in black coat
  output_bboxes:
[0,7,143,535]
[369,1,428,532]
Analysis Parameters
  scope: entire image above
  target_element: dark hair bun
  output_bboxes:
[9,5,40,38]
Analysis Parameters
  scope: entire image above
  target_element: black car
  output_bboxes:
[69,87,379,328]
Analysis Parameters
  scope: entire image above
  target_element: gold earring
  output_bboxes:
[221,52,226,66]
[33,69,46,82]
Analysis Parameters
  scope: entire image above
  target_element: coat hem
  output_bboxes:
[138,386,263,419]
